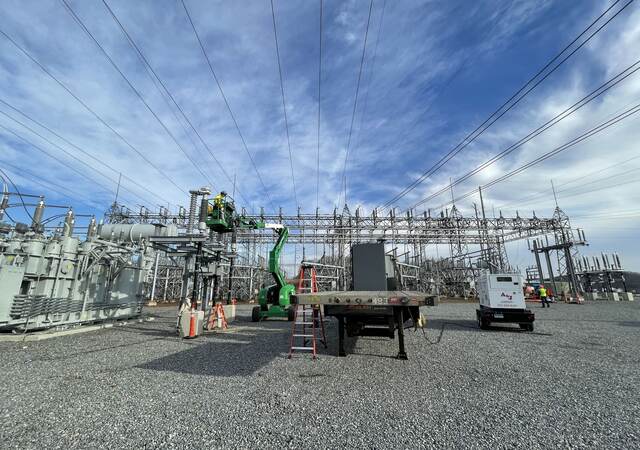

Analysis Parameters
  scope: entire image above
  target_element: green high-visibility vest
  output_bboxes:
[539,287,547,297]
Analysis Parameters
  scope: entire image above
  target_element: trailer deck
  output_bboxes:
[293,291,437,359]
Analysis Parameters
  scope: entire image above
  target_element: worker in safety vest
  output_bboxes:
[213,191,227,210]
[539,285,549,308]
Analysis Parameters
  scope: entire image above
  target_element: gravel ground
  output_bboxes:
[0,300,638,449]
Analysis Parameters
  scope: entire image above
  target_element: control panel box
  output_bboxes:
[477,273,525,310]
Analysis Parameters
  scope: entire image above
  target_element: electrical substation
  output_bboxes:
[1,0,639,448]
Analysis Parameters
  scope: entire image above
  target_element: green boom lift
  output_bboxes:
[252,225,296,322]
[204,193,295,321]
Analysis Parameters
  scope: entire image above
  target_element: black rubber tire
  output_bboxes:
[519,323,534,331]
[287,306,296,322]
[251,306,261,322]
[478,316,489,330]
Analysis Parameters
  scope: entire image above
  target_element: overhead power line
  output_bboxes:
[406,57,640,211]
[270,0,298,208]
[352,0,387,159]
[0,167,35,221]
[100,0,253,208]
[0,123,133,205]
[338,0,374,207]
[316,0,323,212]
[498,156,640,210]
[514,173,640,209]
[0,27,187,196]
[0,104,153,206]
[60,0,215,190]
[180,0,275,211]
[0,98,164,206]
[1,160,99,208]
[431,102,640,210]
[378,0,634,210]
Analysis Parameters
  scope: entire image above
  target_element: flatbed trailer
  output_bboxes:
[292,291,437,360]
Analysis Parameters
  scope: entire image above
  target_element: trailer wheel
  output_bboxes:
[519,323,534,332]
[251,306,261,322]
[478,316,490,330]
[287,307,296,322]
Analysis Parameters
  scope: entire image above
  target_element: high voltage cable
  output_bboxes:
[497,154,640,209]
[0,110,133,205]
[338,0,374,207]
[351,0,387,160]
[181,0,275,211]
[0,167,35,221]
[0,123,137,205]
[378,0,634,210]
[512,172,640,209]
[0,98,164,206]
[270,0,298,208]
[59,0,215,190]
[1,160,100,208]
[316,0,323,212]
[100,0,252,208]
[430,102,640,210]
[502,167,639,210]
[0,104,154,206]
[572,209,640,219]
[0,28,187,196]
[406,58,640,211]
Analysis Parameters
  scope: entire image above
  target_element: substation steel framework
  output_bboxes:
[106,203,581,300]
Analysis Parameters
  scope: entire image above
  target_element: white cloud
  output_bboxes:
[0,0,638,270]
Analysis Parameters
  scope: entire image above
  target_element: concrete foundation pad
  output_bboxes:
[0,317,154,342]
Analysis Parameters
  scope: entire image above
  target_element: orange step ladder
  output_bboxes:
[297,264,318,293]
[288,304,327,359]
[289,264,326,359]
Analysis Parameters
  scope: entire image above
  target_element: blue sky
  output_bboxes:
[1,0,639,270]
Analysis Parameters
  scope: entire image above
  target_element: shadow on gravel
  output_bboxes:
[137,324,289,377]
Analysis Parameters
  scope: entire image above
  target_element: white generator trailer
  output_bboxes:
[476,273,535,331]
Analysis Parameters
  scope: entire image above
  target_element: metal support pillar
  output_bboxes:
[532,240,544,284]
[543,250,557,294]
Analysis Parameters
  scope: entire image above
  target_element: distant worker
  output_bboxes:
[539,285,549,308]
[213,191,227,210]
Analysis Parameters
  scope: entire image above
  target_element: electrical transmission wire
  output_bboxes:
[0,167,35,221]
[378,0,634,210]
[100,0,254,208]
[338,0,374,208]
[270,0,298,208]
[0,123,138,206]
[498,156,640,210]
[0,98,164,206]
[516,175,640,209]
[316,0,323,212]
[180,0,275,211]
[405,57,640,211]
[0,27,187,196]
[430,102,640,210]
[0,106,152,206]
[0,161,99,208]
[60,0,215,190]
[351,0,387,160]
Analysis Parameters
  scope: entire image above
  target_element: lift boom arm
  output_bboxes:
[267,226,288,289]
